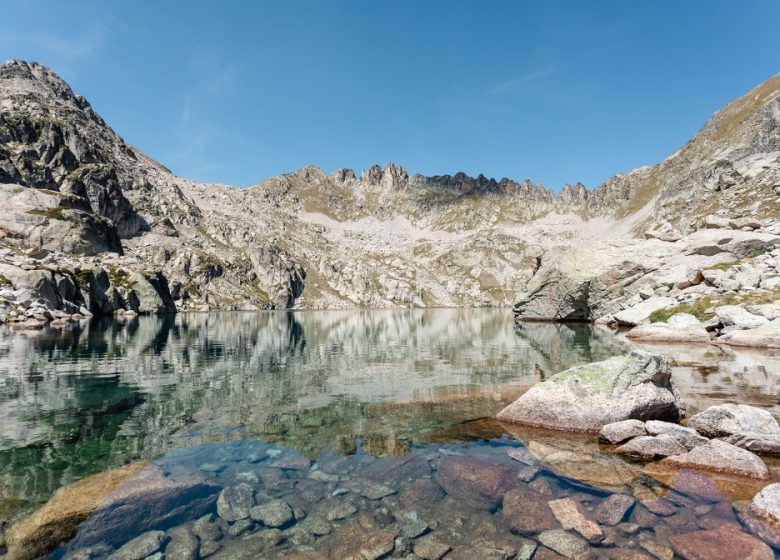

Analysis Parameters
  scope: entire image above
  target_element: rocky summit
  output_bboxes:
[0,59,779,325]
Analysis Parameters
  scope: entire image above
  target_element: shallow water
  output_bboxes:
[0,310,777,559]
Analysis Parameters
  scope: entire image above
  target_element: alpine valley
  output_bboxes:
[0,59,779,326]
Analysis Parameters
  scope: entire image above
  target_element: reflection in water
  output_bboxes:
[0,310,627,521]
[0,310,779,559]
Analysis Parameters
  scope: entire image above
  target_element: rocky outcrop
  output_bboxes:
[496,351,685,432]
[513,230,780,323]
[661,439,771,479]
[2,60,780,318]
[687,404,780,454]
[599,416,773,480]
[626,313,711,343]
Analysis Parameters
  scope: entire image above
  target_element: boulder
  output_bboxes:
[613,297,677,327]
[644,421,709,449]
[5,462,148,560]
[127,272,176,314]
[626,313,711,343]
[537,529,592,560]
[703,215,730,229]
[599,419,647,444]
[0,183,123,255]
[512,239,671,321]
[668,526,774,560]
[718,320,780,348]
[593,494,636,526]
[501,486,558,535]
[749,483,780,531]
[616,434,689,460]
[681,229,780,258]
[497,351,685,433]
[746,304,780,320]
[66,464,220,549]
[686,404,780,439]
[715,306,769,330]
[661,440,770,479]
[724,434,780,455]
[435,456,515,510]
[547,497,604,543]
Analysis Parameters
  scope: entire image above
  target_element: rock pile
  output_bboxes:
[598,403,780,480]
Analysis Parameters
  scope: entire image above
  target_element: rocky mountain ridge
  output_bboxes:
[0,59,779,323]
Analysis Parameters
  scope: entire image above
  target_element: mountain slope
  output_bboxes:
[0,59,778,319]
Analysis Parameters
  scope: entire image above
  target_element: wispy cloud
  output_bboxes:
[489,65,557,96]
[164,48,241,181]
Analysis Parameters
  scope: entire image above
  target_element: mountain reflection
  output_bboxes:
[0,309,628,519]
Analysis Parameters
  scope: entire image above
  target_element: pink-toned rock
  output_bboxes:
[668,526,774,560]
[661,440,770,480]
[501,485,558,535]
[435,456,515,510]
[548,497,604,543]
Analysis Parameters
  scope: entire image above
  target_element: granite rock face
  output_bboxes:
[497,351,685,432]
[2,59,780,321]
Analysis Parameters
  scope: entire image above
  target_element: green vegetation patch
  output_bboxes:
[75,268,93,290]
[27,207,67,221]
[649,288,780,323]
[0,274,12,286]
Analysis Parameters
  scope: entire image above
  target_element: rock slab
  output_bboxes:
[497,351,685,433]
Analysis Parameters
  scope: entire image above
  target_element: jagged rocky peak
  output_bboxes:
[558,182,588,206]
[0,59,91,111]
[360,162,409,187]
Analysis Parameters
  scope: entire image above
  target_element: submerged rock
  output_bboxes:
[5,462,148,560]
[108,530,166,560]
[537,529,591,560]
[661,439,770,479]
[501,486,558,535]
[435,456,515,510]
[547,497,604,543]
[497,351,685,433]
[249,499,294,528]
[668,526,774,560]
[593,494,636,526]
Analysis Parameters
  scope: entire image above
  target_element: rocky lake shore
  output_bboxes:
[1,58,780,559]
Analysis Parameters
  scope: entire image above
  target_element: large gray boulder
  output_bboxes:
[687,404,780,439]
[496,351,685,433]
[661,439,770,479]
[613,296,676,327]
[626,313,711,343]
[718,320,780,348]
[715,305,769,330]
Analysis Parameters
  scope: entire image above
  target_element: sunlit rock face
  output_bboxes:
[5,61,778,315]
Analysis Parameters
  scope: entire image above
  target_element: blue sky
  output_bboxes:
[2,1,779,191]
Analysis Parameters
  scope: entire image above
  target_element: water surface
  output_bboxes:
[0,310,777,558]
